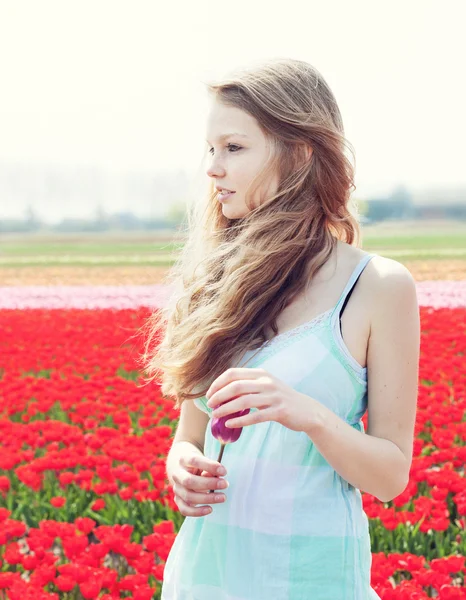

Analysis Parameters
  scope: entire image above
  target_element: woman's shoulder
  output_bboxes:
[362,254,418,327]
[338,245,417,327]
[363,253,416,288]
[338,240,415,288]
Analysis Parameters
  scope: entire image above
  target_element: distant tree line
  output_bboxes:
[0,209,181,233]
[363,185,466,222]
[2,184,466,233]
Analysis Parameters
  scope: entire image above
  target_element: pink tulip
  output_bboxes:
[2,282,465,309]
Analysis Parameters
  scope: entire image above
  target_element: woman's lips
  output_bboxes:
[218,191,236,201]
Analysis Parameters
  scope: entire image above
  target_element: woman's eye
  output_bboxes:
[208,144,241,155]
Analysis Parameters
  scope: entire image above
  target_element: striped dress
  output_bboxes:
[162,252,382,600]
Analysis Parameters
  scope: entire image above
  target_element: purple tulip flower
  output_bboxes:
[209,398,249,493]
[210,396,250,444]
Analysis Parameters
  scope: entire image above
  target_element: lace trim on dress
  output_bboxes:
[244,308,333,370]
[264,308,333,347]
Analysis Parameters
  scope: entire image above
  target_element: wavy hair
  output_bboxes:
[139,57,362,410]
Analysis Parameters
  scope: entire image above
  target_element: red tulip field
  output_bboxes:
[0,290,465,598]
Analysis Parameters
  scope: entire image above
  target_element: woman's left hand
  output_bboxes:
[205,367,322,433]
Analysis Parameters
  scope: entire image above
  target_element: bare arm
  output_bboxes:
[166,398,210,486]
[303,259,420,502]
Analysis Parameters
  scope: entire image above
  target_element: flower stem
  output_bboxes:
[209,443,226,493]
[217,443,226,463]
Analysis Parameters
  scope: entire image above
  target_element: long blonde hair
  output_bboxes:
[140,58,362,410]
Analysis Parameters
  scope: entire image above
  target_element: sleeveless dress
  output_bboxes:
[161,253,382,600]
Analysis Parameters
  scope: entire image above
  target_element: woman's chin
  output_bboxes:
[220,203,247,219]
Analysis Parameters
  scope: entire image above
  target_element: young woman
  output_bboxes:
[142,58,420,600]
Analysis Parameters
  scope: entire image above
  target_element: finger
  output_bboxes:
[207,381,263,410]
[180,454,227,477]
[200,470,221,479]
[211,392,265,418]
[172,469,226,491]
[206,368,264,400]
[181,471,229,493]
[174,494,213,518]
[201,470,229,491]
[173,483,227,507]
[225,407,273,429]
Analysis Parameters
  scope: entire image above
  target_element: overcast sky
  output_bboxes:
[0,0,465,221]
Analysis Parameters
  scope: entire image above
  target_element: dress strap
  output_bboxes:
[330,253,375,322]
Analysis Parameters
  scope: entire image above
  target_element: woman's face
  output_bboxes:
[205,98,279,218]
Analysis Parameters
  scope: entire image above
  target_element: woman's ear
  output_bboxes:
[304,145,313,161]
[297,143,313,167]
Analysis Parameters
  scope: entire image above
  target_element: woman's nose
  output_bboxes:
[206,157,226,178]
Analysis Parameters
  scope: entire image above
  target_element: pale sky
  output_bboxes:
[0,0,465,221]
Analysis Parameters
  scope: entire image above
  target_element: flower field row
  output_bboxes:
[0,298,465,598]
[0,260,465,287]
[1,280,466,310]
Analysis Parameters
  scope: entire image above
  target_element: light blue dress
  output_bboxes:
[162,253,382,599]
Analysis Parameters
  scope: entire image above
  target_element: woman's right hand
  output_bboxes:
[172,452,229,517]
